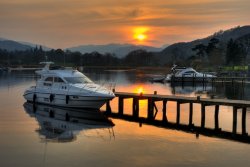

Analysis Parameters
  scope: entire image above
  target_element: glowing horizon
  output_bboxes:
[0,0,250,48]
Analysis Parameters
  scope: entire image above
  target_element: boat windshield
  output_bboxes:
[64,77,93,84]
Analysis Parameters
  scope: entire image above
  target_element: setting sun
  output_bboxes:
[135,34,146,41]
[133,27,149,42]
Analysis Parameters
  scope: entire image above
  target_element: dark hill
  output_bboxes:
[158,25,250,65]
[0,40,32,51]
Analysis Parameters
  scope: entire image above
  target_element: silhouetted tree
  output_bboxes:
[206,38,219,55]
[123,49,155,66]
[192,44,207,58]
[226,39,247,65]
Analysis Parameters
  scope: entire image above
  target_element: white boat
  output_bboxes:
[165,67,216,82]
[150,65,187,83]
[23,62,115,109]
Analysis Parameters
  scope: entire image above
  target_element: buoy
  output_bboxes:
[33,94,37,103]
[66,95,69,104]
[50,94,54,102]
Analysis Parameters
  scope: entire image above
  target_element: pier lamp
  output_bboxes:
[137,87,144,95]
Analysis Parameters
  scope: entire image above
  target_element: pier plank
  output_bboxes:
[115,92,250,107]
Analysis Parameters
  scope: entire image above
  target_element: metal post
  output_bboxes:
[176,101,180,124]
[189,102,193,126]
[133,98,139,118]
[147,98,154,120]
[201,104,206,128]
[233,106,237,134]
[118,97,124,115]
[242,107,247,135]
[162,100,168,122]
[215,105,219,130]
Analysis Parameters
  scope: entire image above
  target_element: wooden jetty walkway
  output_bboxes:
[105,91,250,143]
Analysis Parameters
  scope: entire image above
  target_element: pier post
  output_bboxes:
[147,98,154,120]
[215,105,220,130]
[133,97,139,118]
[233,106,237,134]
[118,97,124,115]
[201,104,206,128]
[162,100,168,122]
[242,107,247,135]
[176,101,180,124]
[189,102,193,126]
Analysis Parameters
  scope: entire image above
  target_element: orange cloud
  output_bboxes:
[0,0,249,48]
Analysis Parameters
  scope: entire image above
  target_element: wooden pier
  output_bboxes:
[105,91,250,143]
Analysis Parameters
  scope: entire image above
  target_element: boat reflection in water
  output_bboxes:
[170,82,214,96]
[23,102,115,142]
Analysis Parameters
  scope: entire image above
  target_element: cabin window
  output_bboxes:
[183,71,195,74]
[45,77,53,82]
[44,83,52,86]
[44,77,53,86]
[64,77,93,84]
[54,77,65,83]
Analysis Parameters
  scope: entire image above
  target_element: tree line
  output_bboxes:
[0,46,157,67]
[0,38,248,68]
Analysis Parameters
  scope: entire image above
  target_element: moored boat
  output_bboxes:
[165,67,216,82]
[23,62,115,109]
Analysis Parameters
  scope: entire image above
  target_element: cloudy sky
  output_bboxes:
[0,0,250,48]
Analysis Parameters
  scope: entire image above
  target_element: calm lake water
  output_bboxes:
[0,69,250,167]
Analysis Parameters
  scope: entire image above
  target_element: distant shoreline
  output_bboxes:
[7,65,170,72]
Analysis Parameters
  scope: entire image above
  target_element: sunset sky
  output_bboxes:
[0,0,250,48]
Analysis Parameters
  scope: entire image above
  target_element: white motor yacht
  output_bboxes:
[165,67,216,82]
[150,65,187,83]
[23,62,115,109]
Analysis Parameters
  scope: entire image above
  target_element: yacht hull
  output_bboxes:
[23,90,114,109]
